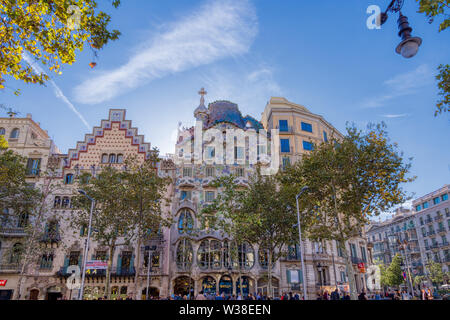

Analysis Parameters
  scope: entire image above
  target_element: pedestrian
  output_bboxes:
[358,290,367,300]
[331,288,340,300]
[196,291,207,300]
[374,291,381,300]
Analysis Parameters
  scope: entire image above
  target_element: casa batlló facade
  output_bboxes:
[0,92,371,300]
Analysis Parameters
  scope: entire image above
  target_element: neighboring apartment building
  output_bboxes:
[0,114,61,300]
[367,185,450,283]
[367,208,423,278]
[413,185,450,273]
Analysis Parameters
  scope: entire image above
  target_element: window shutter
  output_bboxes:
[117,254,122,274]
[286,269,291,284]
[78,254,82,267]
[296,245,301,260]
[130,254,135,273]
[26,158,33,174]
[298,270,303,284]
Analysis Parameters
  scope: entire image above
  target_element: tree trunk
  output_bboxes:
[268,249,273,298]
[341,243,358,300]
[134,237,141,300]
[106,244,115,300]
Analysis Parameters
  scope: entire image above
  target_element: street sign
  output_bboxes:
[86,260,108,270]
[0,280,7,287]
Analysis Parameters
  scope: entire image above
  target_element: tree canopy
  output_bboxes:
[279,122,414,299]
[0,0,121,93]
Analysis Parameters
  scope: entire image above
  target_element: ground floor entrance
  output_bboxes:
[0,290,13,300]
[173,276,194,297]
[141,287,160,300]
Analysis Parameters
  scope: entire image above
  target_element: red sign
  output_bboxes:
[0,280,7,287]
[358,263,366,273]
[86,260,108,270]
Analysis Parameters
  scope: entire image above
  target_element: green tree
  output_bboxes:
[240,170,298,298]
[0,0,121,93]
[0,148,64,299]
[70,165,133,300]
[415,0,449,115]
[122,151,171,299]
[279,123,414,299]
[425,259,445,287]
[0,149,40,226]
[385,254,405,289]
[435,64,449,115]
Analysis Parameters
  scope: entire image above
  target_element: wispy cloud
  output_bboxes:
[74,0,258,105]
[362,64,434,108]
[381,113,409,118]
[22,53,91,130]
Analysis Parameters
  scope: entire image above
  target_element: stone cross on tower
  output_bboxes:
[198,87,207,106]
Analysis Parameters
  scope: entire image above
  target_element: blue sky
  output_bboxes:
[1,0,449,217]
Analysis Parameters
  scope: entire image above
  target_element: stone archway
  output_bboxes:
[235,276,255,297]
[29,289,39,300]
[200,276,217,295]
[173,276,195,297]
[219,275,233,296]
[141,287,160,300]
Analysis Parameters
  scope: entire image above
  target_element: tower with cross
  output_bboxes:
[194,87,209,124]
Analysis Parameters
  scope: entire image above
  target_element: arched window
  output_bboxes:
[201,277,217,295]
[223,240,231,269]
[0,127,5,135]
[10,243,23,264]
[176,239,193,271]
[178,209,194,234]
[117,154,124,164]
[65,174,74,184]
[53,196,61,208]
[109,154,116,163]
[210,240,222,270]
[10,128,19,139]
[197,240,210,270]
[232,241,254,270]
[101,154,108,163]
[197,239,222,270]
[61,197,70,208]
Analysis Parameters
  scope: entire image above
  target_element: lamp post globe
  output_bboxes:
[395,13,422,58]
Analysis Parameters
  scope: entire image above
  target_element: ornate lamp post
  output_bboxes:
[379,0,422,58]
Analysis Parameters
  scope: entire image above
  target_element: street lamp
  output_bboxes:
[77,189,95,300]
[295,186,309,300]
[395,13,422,58]
[379,0,422,59]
